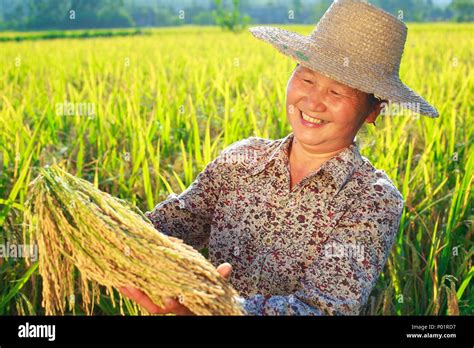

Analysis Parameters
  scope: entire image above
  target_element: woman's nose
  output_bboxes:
[305,87,327,113]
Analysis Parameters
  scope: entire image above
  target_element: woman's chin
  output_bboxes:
[292,123,324,138]
[291,129,323,146]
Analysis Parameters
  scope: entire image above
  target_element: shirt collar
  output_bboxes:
[244,132,364,193]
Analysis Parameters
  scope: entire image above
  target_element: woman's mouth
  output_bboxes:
[299,110,329,128]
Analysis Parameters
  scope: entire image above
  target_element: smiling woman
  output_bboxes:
[279,62,387,189]
[122,0,440,316]
[286,64,385,163]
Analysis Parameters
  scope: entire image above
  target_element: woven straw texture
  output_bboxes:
[249,0,439,118]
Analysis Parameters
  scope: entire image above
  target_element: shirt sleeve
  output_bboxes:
[144,138,255,251]
[144,155,226,251]
[241,187,405,316]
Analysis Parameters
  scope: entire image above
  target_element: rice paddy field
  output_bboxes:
[0,23,472,315]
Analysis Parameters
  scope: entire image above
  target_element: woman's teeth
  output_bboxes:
[301,111,327,124]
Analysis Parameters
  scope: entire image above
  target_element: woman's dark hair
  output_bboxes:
[368,93,380,105]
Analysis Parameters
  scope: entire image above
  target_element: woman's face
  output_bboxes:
[286,64,381,153]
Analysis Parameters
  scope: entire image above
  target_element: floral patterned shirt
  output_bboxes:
[145,132,405,316]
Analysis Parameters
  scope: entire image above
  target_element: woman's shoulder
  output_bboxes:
[214,135,281,175]
[357,157,405,207]
[218,135,279,161]
[221,136,277,154]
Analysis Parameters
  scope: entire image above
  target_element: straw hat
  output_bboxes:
[249,0,439,118]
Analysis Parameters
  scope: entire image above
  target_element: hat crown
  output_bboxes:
[310,0,407,76]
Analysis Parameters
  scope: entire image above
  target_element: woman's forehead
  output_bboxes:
[296,65,361,94]
[297,66,346,86]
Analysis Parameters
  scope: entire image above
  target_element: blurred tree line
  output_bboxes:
[0,0,471,31]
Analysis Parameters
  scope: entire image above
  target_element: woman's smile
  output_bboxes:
[299,109,330,128]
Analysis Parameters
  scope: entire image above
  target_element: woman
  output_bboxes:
[120,0,438,315]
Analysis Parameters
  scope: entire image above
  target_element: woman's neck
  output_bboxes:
[289,137,348,169]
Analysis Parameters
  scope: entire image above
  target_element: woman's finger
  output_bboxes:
[164,297,194,315]
[216,263,232,280]
[120,286,169,314]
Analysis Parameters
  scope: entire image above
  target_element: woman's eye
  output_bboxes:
[330,90,342,96]
[303,79,313,84]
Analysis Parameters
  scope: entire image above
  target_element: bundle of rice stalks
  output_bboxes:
[23,165,244,315]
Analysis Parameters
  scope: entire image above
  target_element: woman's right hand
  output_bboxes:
[119,262,233,315]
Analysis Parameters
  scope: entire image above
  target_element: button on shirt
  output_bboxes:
[145,132,405,315]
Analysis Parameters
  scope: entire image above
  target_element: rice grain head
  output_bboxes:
[23,165,245,316]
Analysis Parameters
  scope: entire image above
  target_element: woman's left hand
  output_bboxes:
[119,262,233,315]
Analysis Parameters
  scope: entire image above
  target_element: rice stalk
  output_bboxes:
[446,282,460,316]
[23,165,244,316]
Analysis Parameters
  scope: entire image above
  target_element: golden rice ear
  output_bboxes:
[24,165,245,316]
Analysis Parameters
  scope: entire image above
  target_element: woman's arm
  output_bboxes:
[145,137,261,251]
[145,155,226,251]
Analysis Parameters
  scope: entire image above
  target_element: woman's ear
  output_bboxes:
[365,100,386,123]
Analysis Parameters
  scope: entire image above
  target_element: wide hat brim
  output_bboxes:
[249,26,439,118]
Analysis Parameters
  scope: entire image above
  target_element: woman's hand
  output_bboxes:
[119,262,233,315]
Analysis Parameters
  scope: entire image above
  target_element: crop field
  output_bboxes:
[0,24,472,315]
